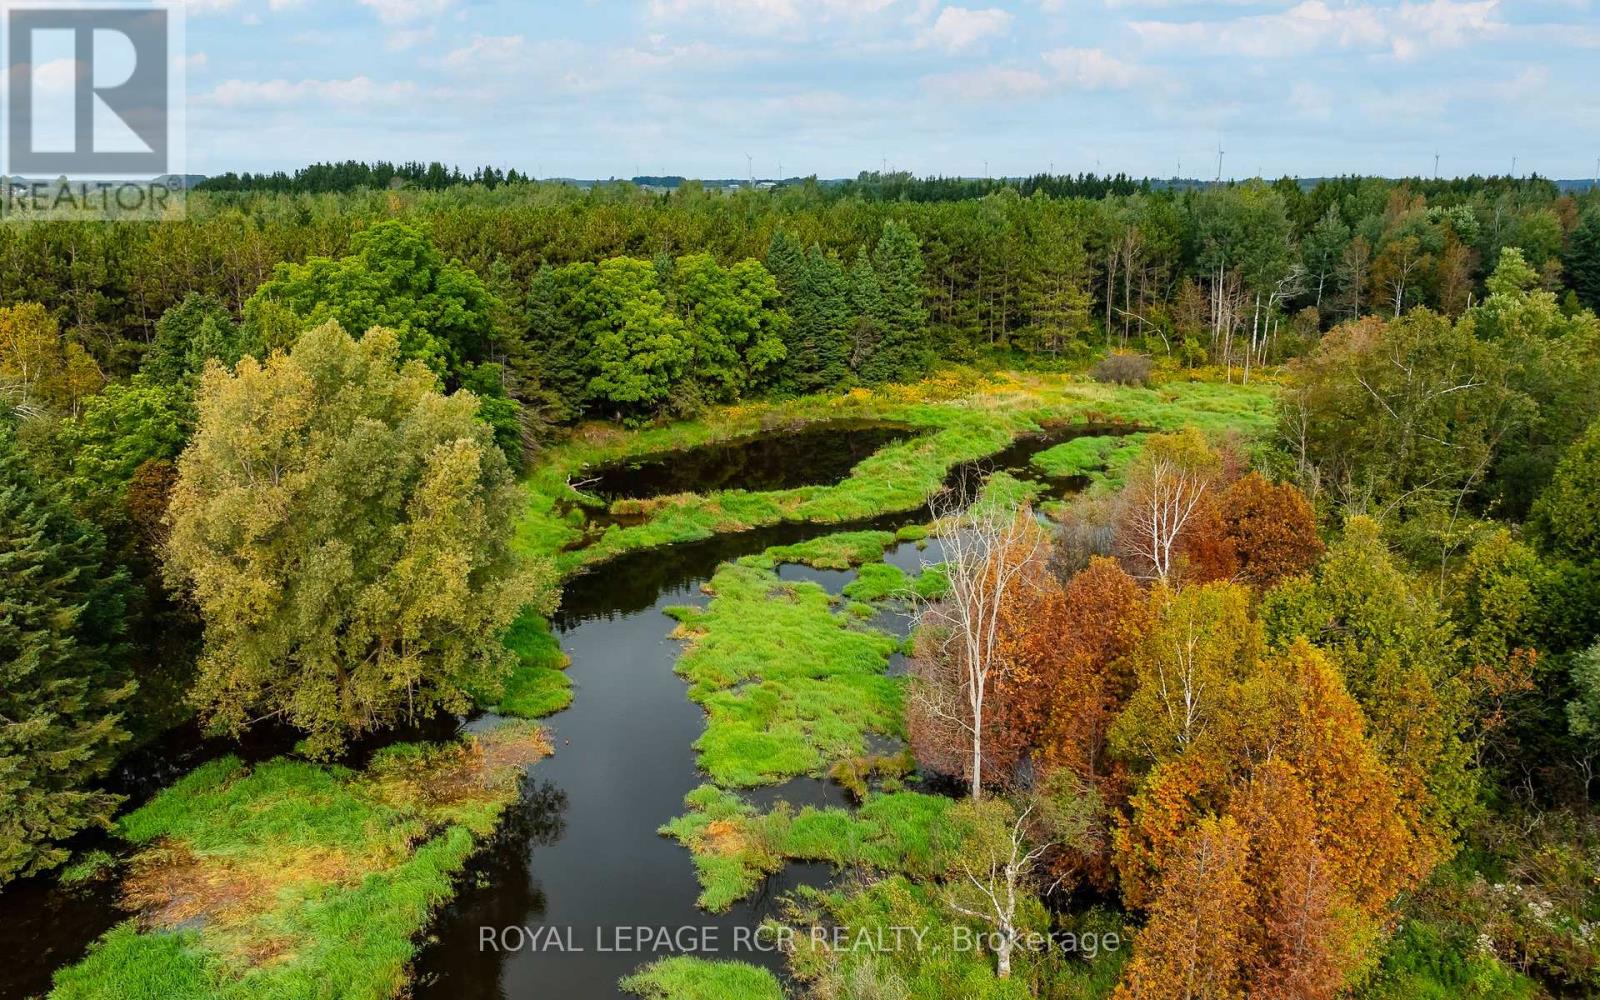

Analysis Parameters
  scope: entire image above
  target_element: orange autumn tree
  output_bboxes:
[1113,633,1426,998]
[1182,473,1324,586]
[1036,557,1151,792]
[1114,815,1255,1000]
[1233,760,1355,1000]
[1261,517,1472,876]
[1216,473,1324,587]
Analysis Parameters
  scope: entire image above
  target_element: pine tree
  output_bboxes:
[1565,210,1600,313]
[856,220,930,384]
[765,232,850,394]
[847,248,886,380]
[801,246,853,390]
[521,263,597,422]
[1,422,133,885]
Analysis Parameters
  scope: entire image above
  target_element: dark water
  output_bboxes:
[578,422,921,501]
[410,425,1103,999]
[0,421,1111,1000]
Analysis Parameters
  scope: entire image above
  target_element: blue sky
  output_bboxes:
[178,0,1600,180]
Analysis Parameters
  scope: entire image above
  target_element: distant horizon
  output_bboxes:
[186,164,1600,187]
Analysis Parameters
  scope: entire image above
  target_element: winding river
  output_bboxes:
[0,422,1121,1000]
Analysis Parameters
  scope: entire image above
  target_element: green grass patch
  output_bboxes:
[517,376,1277,579]
[1031,434,1148,482]
[669,556,903,788]
[661,785,956,912]
[764,530,898,569]
[841,562,911,603]
[473,611,572,719]
[620,957,784,1000]
[50,723,551,1000]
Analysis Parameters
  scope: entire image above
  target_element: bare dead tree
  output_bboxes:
[942,801,1057,979]
[911,488,1044,801]
[1115,452,1214,583]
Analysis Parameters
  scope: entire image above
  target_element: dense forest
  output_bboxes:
[4,169,1600,999]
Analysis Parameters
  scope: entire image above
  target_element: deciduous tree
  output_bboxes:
[164,321,551,756]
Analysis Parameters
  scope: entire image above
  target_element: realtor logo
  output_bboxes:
[6,5,168,174]
[2,2,184,219]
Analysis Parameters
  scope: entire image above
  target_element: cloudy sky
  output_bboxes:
[178,0,1600,180]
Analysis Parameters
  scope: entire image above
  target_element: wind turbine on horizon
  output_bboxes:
[1216,141,1225,183]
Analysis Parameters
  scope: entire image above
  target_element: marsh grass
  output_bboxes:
[517,376,1275,578]
[620,956,784,1000]
[764,530,899,569]
[668,558,902,788]
[1031,434,1148,482]
[50,724,550,1000]
[472,611,572,719]
[660,785,955,912]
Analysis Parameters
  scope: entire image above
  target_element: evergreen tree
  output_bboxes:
[1564,210,1600,313]
[766,232,851,393]
[520,263,597,422]
[856,220,930,385]
[1,422,133,885]
[801,246,853,390]
[847,248,886,381]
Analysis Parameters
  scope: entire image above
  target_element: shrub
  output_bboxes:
[1092,353,1152,388]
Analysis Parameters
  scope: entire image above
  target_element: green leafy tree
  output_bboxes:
[244,221,521,461]
[1465,253,1600,518]
[1,423,133,884]
[1565,644,1600,762]
[1533,416,1600,565]
[245,221,496,374]
[140,293,247,386]
[1282,309,1530,531]
[164,322,551,757]
[580,258,690,421]
[58,376,191,516]
[668,253,788,403]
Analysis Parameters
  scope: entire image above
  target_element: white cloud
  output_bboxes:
[924,6,1012,51]
[388,27,438,52]
[358,0,456,26]
[204,76,418,108]
[178,0,239,14]
[1129,0,1502,60]
[926,65,1049,99]
[442,34,526,69]
[646,0,901,35]
[1042,47,1142,88]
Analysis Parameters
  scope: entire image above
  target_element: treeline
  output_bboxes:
[196,160,534,194]
[5,175,1597,391]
